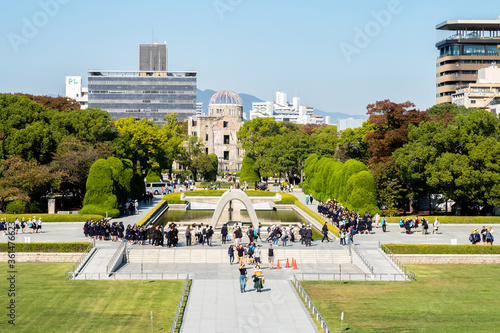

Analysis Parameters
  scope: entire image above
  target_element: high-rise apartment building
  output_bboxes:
[139,42,167,71]
[436,17,500,104]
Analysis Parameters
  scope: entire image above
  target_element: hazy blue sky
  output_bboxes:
[1,0,500,115]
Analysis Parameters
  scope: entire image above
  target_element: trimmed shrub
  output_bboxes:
[274,193,296,204]
[137,199,170,227]
[5,200,26,214]
[345,170,380,215]
[81,158,119,217]
[0,242,91,252]
[385,244,500,255]
[240,155,260,185]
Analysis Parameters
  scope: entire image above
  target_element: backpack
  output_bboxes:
[469,234,474,242]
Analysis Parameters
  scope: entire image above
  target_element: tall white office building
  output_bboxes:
[250,91,324,124]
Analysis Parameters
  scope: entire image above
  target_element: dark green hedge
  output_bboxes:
[0,242,91,252]
[385,244,500,255]
[0,214,104,222]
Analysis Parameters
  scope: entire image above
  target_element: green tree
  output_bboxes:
[335,121,374,163]
[50,138,113,204]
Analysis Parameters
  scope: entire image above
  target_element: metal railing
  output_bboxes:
[65,239,95,280]
[294,272,410,281]
[349,244,374,274]
[66,272,189,280]
[379,242,416,281]
[171,276,191,333]
[292,275,332,333]
[106,241,127,275]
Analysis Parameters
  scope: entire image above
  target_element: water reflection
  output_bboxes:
[155,209,308,227]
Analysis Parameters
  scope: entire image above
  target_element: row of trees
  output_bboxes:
[335,101,500,215]
[237,118,338,184]
[0,94,217,213]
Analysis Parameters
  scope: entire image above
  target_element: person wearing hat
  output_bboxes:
[37,217,42,233]
[469,230,476,244]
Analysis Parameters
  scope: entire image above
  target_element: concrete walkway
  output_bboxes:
[181,279,317,333]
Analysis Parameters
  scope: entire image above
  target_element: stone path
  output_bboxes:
[181,279,317,333]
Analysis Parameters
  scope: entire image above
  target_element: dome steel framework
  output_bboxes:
[209,90,243,106]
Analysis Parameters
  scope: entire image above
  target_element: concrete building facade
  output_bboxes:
[250,91,324,124]
[88,70,197,124]
[435,17,500,104]
[188,90,244,172]
[452,66,500,114]
[139,42,167,71]
[65,76,88,109]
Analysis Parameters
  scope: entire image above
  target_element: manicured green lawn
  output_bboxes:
[0,263,184,332]
[302,265,500,332]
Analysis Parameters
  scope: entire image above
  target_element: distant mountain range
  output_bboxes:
[197,89,366,124]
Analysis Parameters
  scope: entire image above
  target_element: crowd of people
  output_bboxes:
[317,198,377,235]
[469,226,494,245]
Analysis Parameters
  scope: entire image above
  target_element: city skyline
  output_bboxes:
[2,0,500,116]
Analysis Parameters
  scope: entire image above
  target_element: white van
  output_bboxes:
[145,182,167,195]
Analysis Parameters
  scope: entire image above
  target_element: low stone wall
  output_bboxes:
[168,204,187,210]
[0,252,82,263]
[394,254,500,265]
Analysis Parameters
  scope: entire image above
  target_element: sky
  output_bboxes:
[1,0,500,116]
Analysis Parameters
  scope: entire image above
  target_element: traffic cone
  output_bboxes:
[293,259,298,270]
[276,260,281,270]
[286,258,290,268]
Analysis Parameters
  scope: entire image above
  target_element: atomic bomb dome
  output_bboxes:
[209,90,243,106]
[208,90,244,119]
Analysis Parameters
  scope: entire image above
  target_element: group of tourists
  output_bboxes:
[398,217,439,235]
[184,223,214,246]
[469,226,494,245]
[119,199,139,215]
[0,217,42,235]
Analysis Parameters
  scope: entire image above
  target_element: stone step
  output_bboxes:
[127,248,351,264]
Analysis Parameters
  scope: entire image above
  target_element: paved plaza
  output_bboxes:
[2,188,495,332]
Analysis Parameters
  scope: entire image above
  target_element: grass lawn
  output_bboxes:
[302,265,500,332]
[0,263,184,332]
[181,190,277,197]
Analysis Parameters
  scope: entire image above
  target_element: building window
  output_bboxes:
[205,134,209,141]
[471,100,476,104]
[224,135,230,144]
[205,148,209,154]
[224,151,229,160]
[223,121,228,128]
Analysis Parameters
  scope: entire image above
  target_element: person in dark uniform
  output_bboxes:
[322,222,330,243]
[305,225,313,246]
[221,224,228,244]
